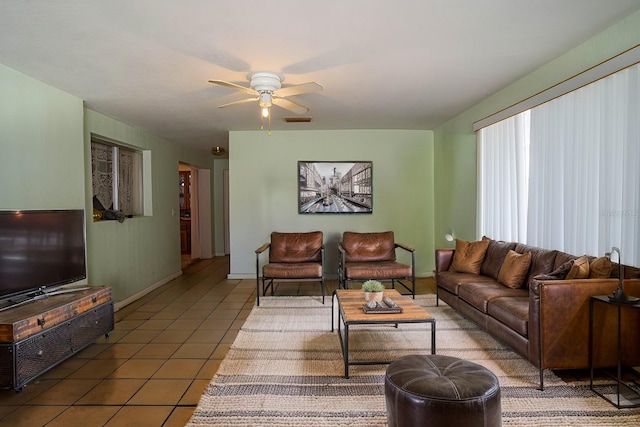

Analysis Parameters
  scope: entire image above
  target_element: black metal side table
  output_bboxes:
[589,295,640,408]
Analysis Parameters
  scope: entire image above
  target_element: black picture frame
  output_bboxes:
[298,161,373,214]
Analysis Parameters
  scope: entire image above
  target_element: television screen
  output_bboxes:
[0,210,87,300]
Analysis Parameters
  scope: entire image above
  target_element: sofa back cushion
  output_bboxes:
[269,231,323,263]
[342,231,396,262]
[450,239,490,275]
[480,237,517,279]
[514,243,557,289]
[554,251,577,269]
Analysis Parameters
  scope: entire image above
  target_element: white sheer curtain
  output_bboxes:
[478,111,530,242]
[527,64,640,265]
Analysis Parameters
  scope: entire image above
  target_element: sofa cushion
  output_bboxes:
[589,256,612,278]
[554,251,577,270]
[450,239,490,275]
[480,237,517,280]
[514,243,558,289]
[458,282,528,314]
[487,297,529,337]
[263,262,323,278]
[609,263,640,279]
[436,271,498,296]
[344,261,412,279]
[497,250,532,289]
[566,256,589,279]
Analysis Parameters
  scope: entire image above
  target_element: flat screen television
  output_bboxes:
[0,210,87,305]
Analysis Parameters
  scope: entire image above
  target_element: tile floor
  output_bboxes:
[0,256,436,426]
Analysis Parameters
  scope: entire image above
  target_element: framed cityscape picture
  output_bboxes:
[298,161,373,214]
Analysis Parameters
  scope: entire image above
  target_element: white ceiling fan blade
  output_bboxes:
[208,80,257,96]
[275,82,323,97]
[273,97,309,114]
[217,97,259,108]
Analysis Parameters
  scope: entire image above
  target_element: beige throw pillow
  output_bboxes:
[498,250,532,289]
[450,239,490,275]
[565,256,589,279]
[589,256,612,278]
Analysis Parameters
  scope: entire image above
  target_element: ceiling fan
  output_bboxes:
[209,72,323,133]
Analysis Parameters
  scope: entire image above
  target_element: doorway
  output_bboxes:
[179,164,193,269]
[179,163,212,270]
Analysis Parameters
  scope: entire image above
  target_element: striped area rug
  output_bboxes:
[187,295,640,426]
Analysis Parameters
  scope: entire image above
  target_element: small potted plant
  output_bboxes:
[362,280,385,302]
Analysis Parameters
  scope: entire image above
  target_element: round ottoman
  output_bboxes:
[385,355,501,427]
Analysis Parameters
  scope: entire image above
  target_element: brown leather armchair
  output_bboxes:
[338,231,416,298]
[255,231,325,306]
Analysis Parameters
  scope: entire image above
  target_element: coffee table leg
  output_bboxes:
[431,320,436,354]
[344,324,349,378]
[331,292,335,332]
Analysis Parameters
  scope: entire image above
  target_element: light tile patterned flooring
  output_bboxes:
[0,256,435,426]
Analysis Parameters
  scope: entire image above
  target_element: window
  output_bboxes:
[478,63,640,266]
[91,135,143,217]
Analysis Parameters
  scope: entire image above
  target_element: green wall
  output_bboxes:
[228,129,435,278]
[0,63,85,210]
[433,9,640,249]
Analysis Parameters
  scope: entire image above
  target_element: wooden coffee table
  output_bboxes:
[331,289,436,378]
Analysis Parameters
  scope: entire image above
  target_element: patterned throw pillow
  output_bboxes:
[449,239,490,275]
[498,250,532,289]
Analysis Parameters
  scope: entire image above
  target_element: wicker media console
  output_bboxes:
[0,286,114,391]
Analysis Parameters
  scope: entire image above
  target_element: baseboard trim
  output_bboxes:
[114,271,183,312]
[226,273,339,280]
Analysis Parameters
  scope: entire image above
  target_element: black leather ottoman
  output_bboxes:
[385,355,501,427]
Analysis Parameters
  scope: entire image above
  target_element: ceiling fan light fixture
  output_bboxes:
[209,71,322,136]
[258,92,272,107]
[259,92,272,118]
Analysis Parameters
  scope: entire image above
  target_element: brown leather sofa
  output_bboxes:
[435,237,640,389]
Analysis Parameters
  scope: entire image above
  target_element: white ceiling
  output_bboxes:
[1,1,639,156]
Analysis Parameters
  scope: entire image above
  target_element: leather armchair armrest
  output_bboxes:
[435,249,454,273]
[256,242,270,254]
[395,242,415,252]
[395,242,416,279]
